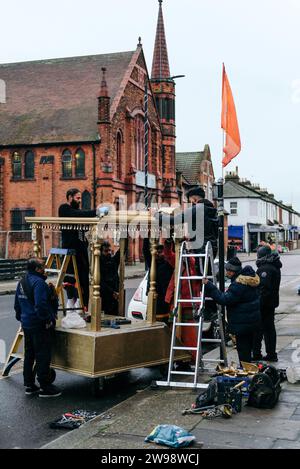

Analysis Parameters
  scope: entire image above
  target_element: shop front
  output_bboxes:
[228,225,244,252]
[247,223,278,252]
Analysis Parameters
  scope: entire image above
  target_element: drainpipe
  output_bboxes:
[92,144,97,210]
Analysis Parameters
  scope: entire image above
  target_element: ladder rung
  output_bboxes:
[202,359,225,363]
[155,381,209,389]
[173,346,198,351]
[182,253,206,258]
[175,322,200,327]
[170,371,195,376]
[10,353,23,359]
[45,268,61,273]
[177,298,213,303]
[49,248,76,256]
[179,276,214,280]
[201,339,222,343]
[178,299,201,303]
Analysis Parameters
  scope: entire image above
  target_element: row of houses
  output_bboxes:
[224,168,300,252]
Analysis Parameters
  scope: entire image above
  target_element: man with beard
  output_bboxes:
[100,241,121,315]
[253,245,282,362]
[155,187,218,259]
[184,186,219,258]
[58,188,96,310]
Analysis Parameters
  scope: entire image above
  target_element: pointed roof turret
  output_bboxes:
[98,67,109,98]
[151,0,170,80]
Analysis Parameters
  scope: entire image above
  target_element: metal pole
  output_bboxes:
[144,80,149,209]
[217,178,226,358]
[92,143,97,210]
[5,231,9,259]
[217,179,225,293]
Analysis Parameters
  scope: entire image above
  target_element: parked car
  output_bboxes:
[127,270,220,338]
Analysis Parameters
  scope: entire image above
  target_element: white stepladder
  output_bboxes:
[156,241,228,390]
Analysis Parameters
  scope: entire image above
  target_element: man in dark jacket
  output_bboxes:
[203,257,261,364]
[253,246,282,362]
[185,187,219,257]
[156,187,218,257]
[143,238,174,323]
[14,258,61,397]
[59,188,96,309]
[100,241,121,315]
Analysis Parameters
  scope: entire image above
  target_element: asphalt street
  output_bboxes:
[0,278,157,449]
[1,252,300,449]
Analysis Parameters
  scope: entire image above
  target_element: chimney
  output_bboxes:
[225,169,240,182]
[97,67,110,124]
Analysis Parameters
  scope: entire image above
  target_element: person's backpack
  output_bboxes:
[195,379,217,408]
[247,365,281,409]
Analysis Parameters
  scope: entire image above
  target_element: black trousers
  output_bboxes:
[101,294,119,315]
[65,243,90,309]
[253,307,277,358]
[23,327,54,388]
[76,247,90,309]
[236,330,255,364]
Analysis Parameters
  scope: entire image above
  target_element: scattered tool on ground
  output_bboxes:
[49,410,98,430]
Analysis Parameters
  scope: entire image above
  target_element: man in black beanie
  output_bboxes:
[224,257,243,277]
[253,245,282,362]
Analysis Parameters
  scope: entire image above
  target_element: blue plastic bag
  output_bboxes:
[145,424,195,448]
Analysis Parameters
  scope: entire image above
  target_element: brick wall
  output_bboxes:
[1,53,179,259]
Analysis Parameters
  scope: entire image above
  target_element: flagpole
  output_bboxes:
[218,71,226,359]
[218,154,225,288]
[219,63,241,355]
[219,70,226,295]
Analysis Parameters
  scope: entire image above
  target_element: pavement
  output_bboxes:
[43,298,300,450]
[0,252,260,296]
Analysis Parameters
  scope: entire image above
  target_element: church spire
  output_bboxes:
[151,0,170,80]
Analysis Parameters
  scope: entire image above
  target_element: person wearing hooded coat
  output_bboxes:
[253,245,282,362]
[203,257,261,364]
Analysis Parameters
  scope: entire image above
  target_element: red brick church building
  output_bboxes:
[0,1,177,259]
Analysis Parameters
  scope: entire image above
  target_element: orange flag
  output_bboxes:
[221,64,241,167]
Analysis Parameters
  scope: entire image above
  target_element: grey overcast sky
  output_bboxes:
[1,0,300,209]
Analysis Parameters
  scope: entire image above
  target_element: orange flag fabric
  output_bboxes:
[221,64,241,167]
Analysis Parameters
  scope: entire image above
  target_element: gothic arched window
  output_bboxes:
[151,128,158,173]
[82,190,91,210]
[135,116,144,171]
[12,152,22,179]
[75,148,85,177]
[62,149,72,178]
[24,150,35,179]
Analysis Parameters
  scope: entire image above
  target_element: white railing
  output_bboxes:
[0,231,47,259]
